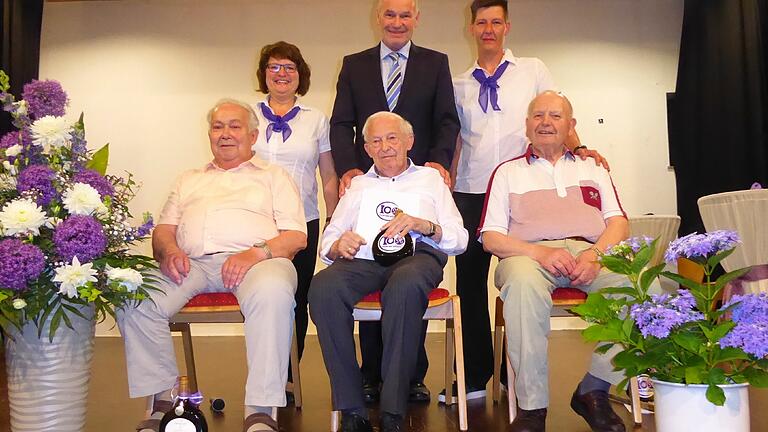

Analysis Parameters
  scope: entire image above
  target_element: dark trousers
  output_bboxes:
[359,320,429,385]
[288,218,319,381]
[453,192,495,388]
[309,245,447,416]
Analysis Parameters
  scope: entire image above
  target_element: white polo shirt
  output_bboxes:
[158,158,306,258]
[320,161,468,264]
[453,49,556,193]
[479,146,625,243]
[252,99,331,222]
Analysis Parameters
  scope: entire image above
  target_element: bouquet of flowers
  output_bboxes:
[0,70,157,340]
[573,230,768,405]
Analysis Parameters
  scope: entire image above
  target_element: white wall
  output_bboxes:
[38,0,683,336]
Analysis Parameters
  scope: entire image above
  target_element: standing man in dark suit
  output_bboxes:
[329,0,460,405]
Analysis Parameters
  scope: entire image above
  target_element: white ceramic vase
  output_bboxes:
[4,308,95,432]
[652,379,750,432]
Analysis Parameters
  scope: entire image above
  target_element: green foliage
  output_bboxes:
[86,143,109,175]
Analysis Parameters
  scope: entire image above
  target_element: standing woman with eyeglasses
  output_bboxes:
[252,41,339,399]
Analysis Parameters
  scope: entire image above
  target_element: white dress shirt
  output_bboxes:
[453,49,556,193]
[320,161,468,264]
[252,98,331,222]
[380,41,411,92]
[158,158,306,258]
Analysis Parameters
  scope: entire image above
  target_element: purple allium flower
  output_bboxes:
[73,169,114,197]
[53,215,107,263]
[630,289,705,339]
[21,80,69,119]
[720,322,768,358]
[0,130,30,149]
[0,239,46,290]
[664,230,741,264]
[16,164,57,206]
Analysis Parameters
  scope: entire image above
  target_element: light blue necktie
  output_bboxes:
[385,52,404,111]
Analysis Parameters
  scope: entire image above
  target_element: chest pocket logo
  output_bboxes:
[580,186,602,210]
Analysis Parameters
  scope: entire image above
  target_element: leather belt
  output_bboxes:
[542,236,594,244]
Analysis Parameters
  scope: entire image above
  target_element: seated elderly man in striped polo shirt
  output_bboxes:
[479,91,637,432]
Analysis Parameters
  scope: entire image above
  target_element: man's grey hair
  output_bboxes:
[206,98,259,131]
[377,0,419,13]
[362,111,414,142]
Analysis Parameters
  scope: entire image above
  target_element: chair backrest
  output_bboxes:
[698,189,768,293]
[628,215,681,267]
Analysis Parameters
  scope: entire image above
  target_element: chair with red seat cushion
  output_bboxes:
[168,292,303,408]
[329,287,468,431]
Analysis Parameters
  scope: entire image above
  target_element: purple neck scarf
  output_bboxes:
[471,60,510,113]
[260,102,301,141]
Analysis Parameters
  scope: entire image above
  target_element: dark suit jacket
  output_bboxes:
[330,43,460,176]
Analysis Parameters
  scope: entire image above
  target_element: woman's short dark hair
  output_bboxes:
[256,41,311,96]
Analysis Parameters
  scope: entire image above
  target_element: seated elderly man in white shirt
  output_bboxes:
[309,111,468,432]
[117,99,307,432]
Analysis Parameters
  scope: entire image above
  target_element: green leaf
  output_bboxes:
[598,287,637,297]
[582,320,624,342]
[713,347,749,363]
[685,366,704,384]
[661,271,706,291]
[672,332,706,355]
[630,243,654,274]
[639,263,666,293]
[86,144,110,175]
[706,383,726,406]
[599,255,632,275]
[713,267,751,294]
[744,368,768,387]
[0,70,9,92]
[706,248,735,269]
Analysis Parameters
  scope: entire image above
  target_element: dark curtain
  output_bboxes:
[668,0,768,235]
[0,0,44,136]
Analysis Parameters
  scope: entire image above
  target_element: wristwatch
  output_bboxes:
[253,240,273,259]
[425,221,437,237]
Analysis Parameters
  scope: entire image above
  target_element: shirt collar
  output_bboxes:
[205,157,268,172]
[380,41,412,61]
[364,158,418,179]
[524,144,575,164]
[260,97,310,113]
[471,48,517,74]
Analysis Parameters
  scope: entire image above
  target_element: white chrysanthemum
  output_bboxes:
[53,256,97,299]
[30,115,71,154]
[0,198,47,236]
[62,182,107,216]
[4,144,22,157]
[106,266,143,292]
[12,298,27,309]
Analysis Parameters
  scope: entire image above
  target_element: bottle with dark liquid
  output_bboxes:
[373,210,414,266]
[159,376,208,432]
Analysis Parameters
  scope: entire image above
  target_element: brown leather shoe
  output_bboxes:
[570,390,626,432]
[510,408,546,432]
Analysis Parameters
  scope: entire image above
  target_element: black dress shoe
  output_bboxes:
[510,408,547,432]
[340,413,373,432]
[380,412,403,432]
[570,389,626,432]
[408,381,431,403]
[362,380,380,404]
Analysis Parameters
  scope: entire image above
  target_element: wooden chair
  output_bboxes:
[329,288,468,431]
[168,292,303,408]
[491,290,643,425]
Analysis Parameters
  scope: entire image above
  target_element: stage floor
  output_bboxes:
[1,330,766,431]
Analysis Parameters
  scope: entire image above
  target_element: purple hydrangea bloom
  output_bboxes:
[0,239,46,290]
[719,322,768,358]
[630,289,705,338]
[605,236,655,260]
[664,230,741,264]
[722,293,768,325]
[53,215,107,263]
[16,164,57,206]
[73,169,114,197]
[21,80,69,119]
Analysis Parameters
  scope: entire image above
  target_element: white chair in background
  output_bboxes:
[698,189,768,295]
[628,214,681,267]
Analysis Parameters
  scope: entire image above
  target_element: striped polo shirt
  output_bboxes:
[479,146,625,243]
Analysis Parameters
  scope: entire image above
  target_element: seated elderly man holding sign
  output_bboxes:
[309,111,467,432]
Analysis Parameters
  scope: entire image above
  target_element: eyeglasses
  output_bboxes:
[266,63,298,74]
[368,134,402,148]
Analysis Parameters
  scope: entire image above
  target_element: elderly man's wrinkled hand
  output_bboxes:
[380,211,428,239]
[534,246,577,278]
[159,249,190,285]
[333,231,367,260]
[221,249,262,289]
[570,249,601,286]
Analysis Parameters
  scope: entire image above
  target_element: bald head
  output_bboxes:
[525,91,577,154]
[527,91,573,118]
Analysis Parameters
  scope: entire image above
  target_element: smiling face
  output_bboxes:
[470,5,509,55]
[377,0,419,51]
[364,114,414,177]
[208,103,258,170]
[265,56,300,98]
[526,92,576,153]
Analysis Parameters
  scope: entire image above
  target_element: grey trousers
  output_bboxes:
[496,239,660,410]
[116,254,297,407]
[309,245,447,416]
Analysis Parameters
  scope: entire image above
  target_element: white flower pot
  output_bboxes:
[652,379,750,432]
[4,308,95,432]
